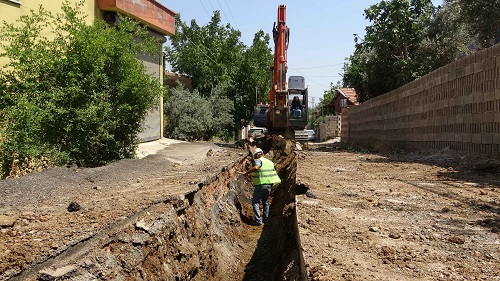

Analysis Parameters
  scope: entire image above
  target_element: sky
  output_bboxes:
[159,0,443,106]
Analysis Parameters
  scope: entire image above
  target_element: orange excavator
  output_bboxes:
[255,4,308,139]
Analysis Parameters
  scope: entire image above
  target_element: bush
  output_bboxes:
[164,84,234,141]
[0,2,164,178]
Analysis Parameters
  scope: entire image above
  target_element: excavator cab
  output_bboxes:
[287,76,308,129]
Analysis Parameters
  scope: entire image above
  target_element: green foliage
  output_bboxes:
[164,12,272,138]
[308,82,339,128]
[164,84,234,141]
[343,0,436,102]
[342,0,497,103]
[453,0,500,48]
[0,2,164,177]
[415,0,474,74]
[238,30,274,105]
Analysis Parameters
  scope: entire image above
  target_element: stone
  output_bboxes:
[131,232,151,245]
[39,265,77,280]
[296,143,303,151]
[406,263,416,270]
[389,232,401,239]
[135,219,151,233]
[448,236,465,244]
[67,202,81,212]
[369,226,379,232]
[0,215,16,228]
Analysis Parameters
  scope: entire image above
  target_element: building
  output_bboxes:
[164,72,193,91]
[315,88,359,142]
[0,0,176,142]
[330,88,359,115]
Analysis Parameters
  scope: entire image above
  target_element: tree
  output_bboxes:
[234,30,273,121]
[0,2,164,177]
[415,0,474,74]
[164,12,272,138]
[454,0,500,48]
[164,84,233,141]
[165,12,245,96]
[344,0,437,101]
[308,82,342,128]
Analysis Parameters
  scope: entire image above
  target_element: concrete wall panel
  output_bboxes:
[342,43,500,156]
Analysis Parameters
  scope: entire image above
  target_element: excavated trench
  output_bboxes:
[16,136,307,281]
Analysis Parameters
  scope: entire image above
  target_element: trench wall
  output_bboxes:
[341,43,500,156]
[10,161,252,281]
[9,139,305,281]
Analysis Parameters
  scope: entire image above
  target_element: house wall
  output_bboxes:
[334,97,342,115]
[341,43,500,156]
[1,0,174,143]
[0,0,100,67]
[137,30,165,142]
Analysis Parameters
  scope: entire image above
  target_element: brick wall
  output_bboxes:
[341,43,500,156]
[318,116,340,142]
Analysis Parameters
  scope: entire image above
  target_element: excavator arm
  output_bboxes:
[268,4,289,129]
[254,4,308,139]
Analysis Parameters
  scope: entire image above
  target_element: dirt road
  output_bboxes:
[1,139,499,280]
[297,144,500,280]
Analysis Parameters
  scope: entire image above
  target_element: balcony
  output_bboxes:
[98,0,175,36]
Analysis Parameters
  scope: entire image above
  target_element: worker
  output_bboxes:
[241,148,281,225]
[291,96,302,117]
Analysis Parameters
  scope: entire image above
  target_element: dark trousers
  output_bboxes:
[252,184,271,223]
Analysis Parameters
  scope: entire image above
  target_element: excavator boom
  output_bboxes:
[264,5,308,138]
[270,4,288,105]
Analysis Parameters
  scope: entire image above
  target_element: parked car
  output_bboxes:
[253,104,269,127]
[306,129,316,141]
[248,127,267,138]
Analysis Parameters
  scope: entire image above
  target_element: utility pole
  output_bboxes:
[255,87,258,105]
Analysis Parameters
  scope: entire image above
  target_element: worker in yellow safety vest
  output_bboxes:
[242,148,281,225]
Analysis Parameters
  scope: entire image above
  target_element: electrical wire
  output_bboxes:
[198,0,212,18]
[289,63,344,70]
[291,69,330,88]
[206,0,216,12]
[223,0,240,30]
[214,0,232,26]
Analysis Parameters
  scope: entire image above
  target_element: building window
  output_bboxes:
[340,98,348,108]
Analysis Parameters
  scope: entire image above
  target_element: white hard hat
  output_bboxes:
[254,148,263,156]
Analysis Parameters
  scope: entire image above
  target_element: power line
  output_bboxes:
[223,0,240,30]
[198,0,212,18]
[289,63,344,70]
[206,0,216,12]
[293,69,330,88]
[214,0,232,27]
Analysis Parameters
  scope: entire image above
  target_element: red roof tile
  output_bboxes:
[338,88,359,105]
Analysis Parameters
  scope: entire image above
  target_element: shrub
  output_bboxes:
[0,2,164,178]
[164,84,234,141]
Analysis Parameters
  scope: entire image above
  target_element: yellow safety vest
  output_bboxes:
[253,157,281,186]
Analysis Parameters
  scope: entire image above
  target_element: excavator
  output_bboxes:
[254,4,308,140]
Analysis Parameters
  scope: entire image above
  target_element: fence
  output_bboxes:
[341,43,500,156]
